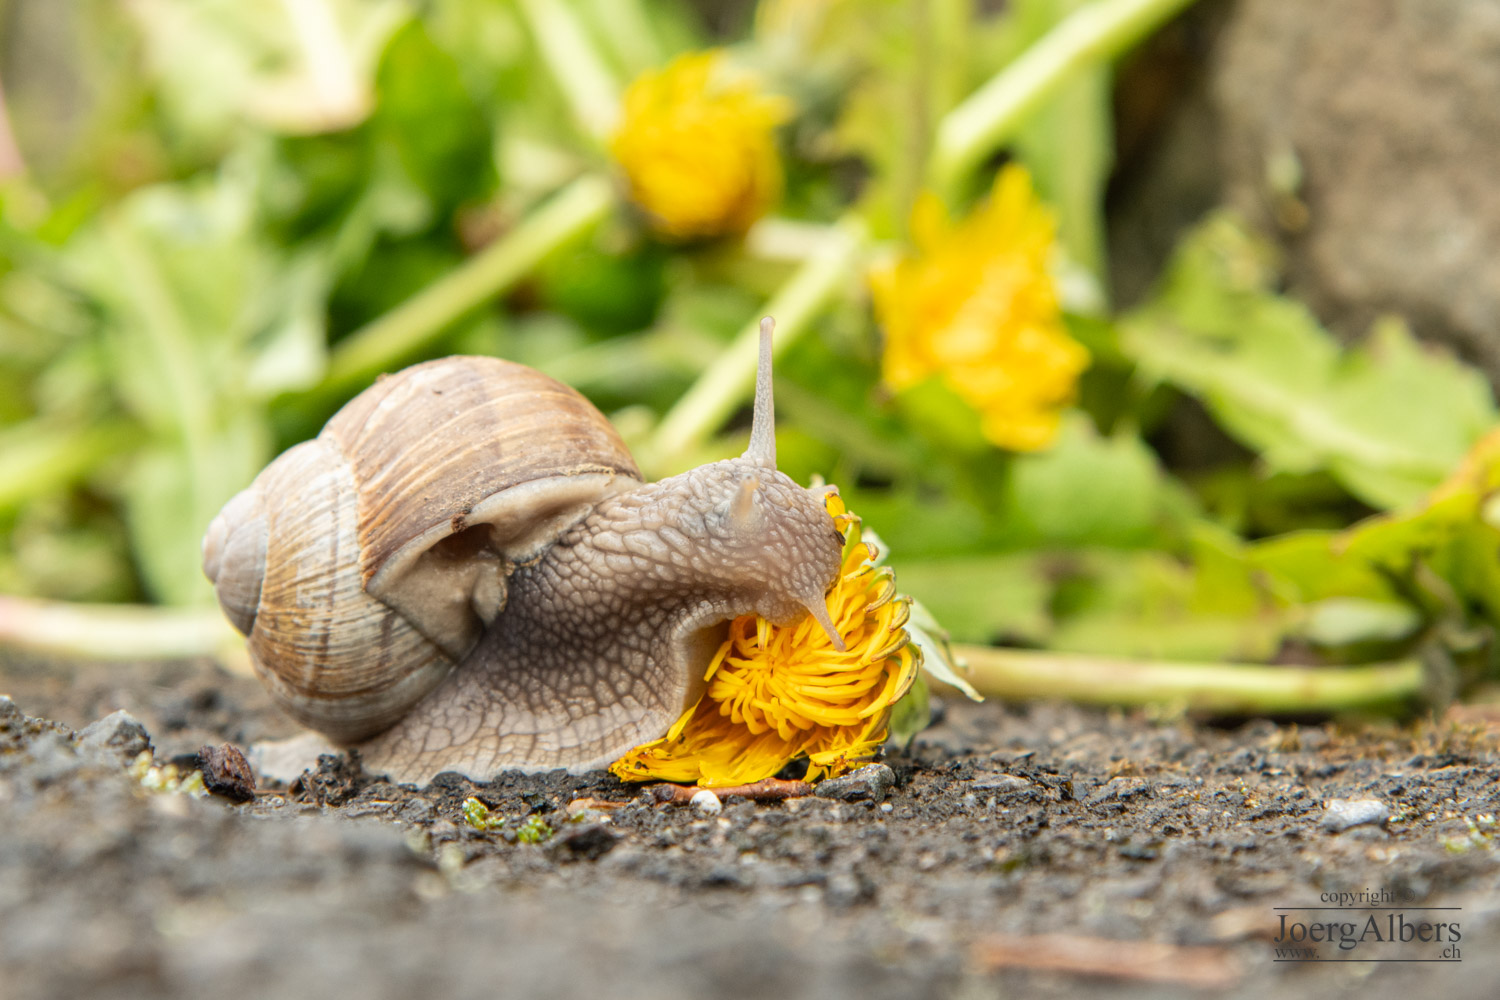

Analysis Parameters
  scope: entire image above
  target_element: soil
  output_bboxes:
[3,655,1500,1000]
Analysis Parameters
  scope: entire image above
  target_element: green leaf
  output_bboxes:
[1301,599,1421,648]
[895,555,1052,644]
[1246,530,1394,605]
[999,412,1185,548]
[1237,434,1500,678]
[125,424,263,606]
[1122,215,1497,510]
[54,170,312,602]
[420,1,530,114]
[243,250,333,395]
[261,16,500,315]
[1046,548,1292,663]
[536,239,666,335]
[0,421,141,514]
[838,485,990,559]
[372,19,497,213]
[906,597,982,701]
[1249,474,1500,622]
[892,376,992,457]
[131,0,409,145]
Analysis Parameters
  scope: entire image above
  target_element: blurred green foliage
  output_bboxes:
[2,0,1498,695]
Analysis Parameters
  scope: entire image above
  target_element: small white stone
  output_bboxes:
[690,789,722,815]
[1321,798,1390,832]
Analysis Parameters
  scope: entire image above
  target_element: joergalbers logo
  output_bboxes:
[1272,891,1462,963]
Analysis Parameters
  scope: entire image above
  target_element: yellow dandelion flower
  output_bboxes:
[611,491,919,788]
[611,50,791,241]
[871,164,1089,452]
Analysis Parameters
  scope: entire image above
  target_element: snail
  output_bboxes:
[202,318,847,783]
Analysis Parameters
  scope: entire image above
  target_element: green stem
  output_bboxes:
[930,0,1198,193]
[950,645,1426,715]
[516,0,622,140]
[900,0,935,234]
[322,174,614,395]
[0,596,249,673]
[742,217,849,263]
[637,215,868,475]
[582,0,661,77]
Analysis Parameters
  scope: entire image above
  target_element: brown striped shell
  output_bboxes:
[201,356,642,743]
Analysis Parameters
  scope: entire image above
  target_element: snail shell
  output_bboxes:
[201,357,641,742]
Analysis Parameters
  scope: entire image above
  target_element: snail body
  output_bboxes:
[203,319,845,783]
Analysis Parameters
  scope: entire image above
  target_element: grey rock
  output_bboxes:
[814,764,895,803]
[1215,0,1500,380]
[1113,0,1500,383]
[396,797,437,825]
[971,773,1032,794]
[77,709,151,761]
[1320,798,1390,833]
[0,696,22,724]
[1086,777,1152,806]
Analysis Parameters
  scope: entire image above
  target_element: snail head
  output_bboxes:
[671,317,847,649]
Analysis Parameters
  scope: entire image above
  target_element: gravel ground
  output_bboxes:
[3,656,1500,1000]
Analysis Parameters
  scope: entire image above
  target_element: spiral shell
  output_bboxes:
[202,356,642,743]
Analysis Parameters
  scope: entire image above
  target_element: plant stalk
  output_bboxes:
[516,0,622,140]
[321,174,614,395]
[930,0,1198,193]
[0,592,1427,716]
[0,596,250,674]
[948,645,1426,715]
[582,0,662,78]
[637,215,868,475]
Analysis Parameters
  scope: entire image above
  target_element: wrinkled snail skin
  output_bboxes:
[205,317,848,783]
[360,459,844,783]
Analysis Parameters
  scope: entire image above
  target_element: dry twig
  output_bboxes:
[647,778,813,804]
[970,932,1241,989]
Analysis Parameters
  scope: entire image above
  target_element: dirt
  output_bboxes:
[3,655,1500,1000]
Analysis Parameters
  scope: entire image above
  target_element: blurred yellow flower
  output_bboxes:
[872,165,1089,452]
[611,50,790,241]
[611,492,919,787]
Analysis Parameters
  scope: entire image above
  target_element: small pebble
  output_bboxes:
[690,789,722,815]
[1085,776,1151,806]
[815,764,896,803]
[1321,798,1390,832]
[77,710,151,761]
[197,743,257,802]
